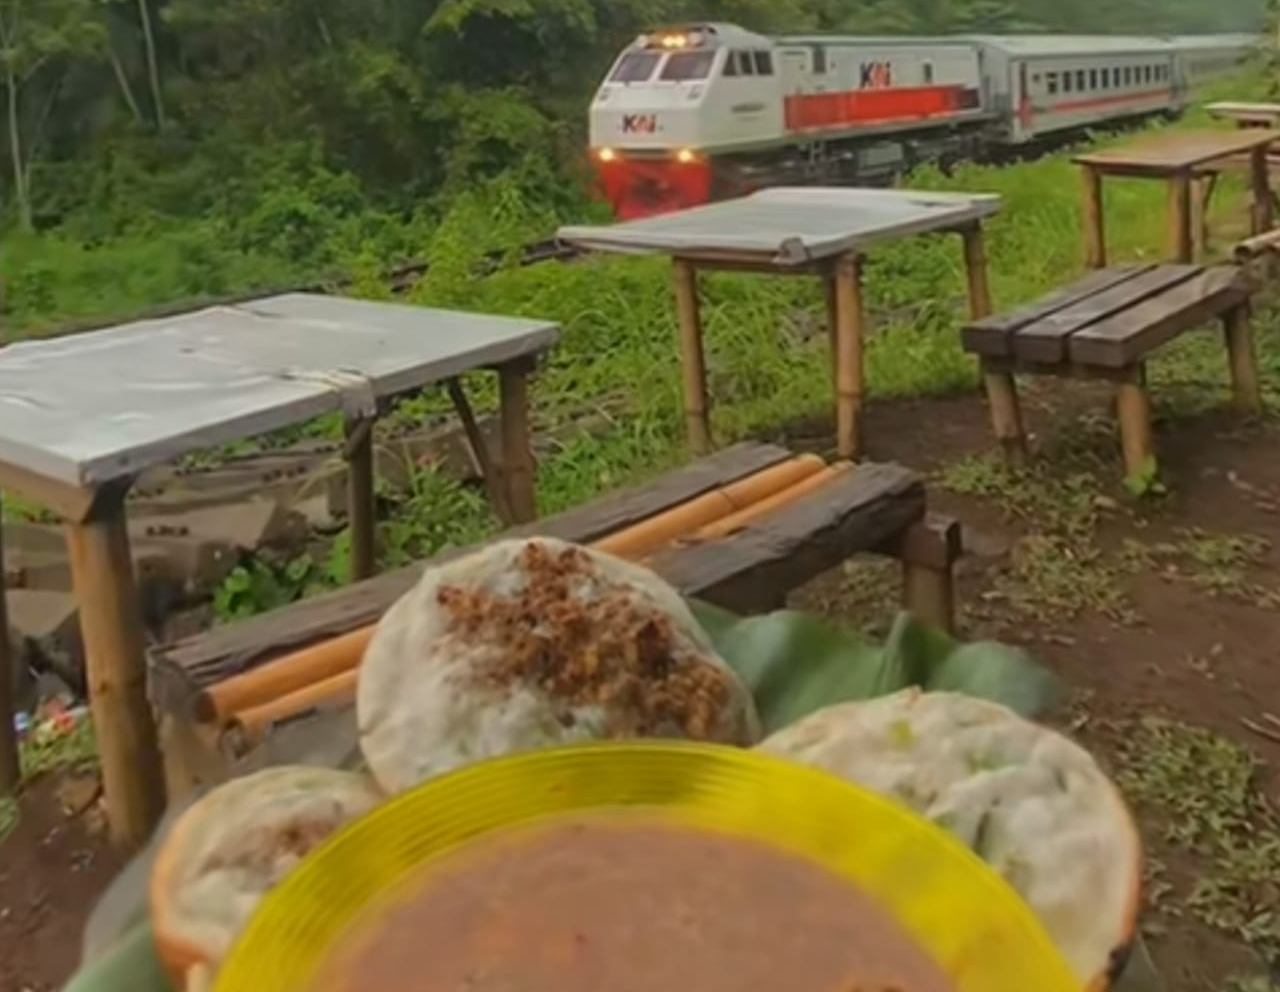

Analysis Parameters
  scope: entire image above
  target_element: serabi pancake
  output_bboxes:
[149,766,383,985]
[758,689,1141,987]
[357,537,761,793]
[303,814,958,992]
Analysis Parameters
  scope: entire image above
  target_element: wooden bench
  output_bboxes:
[147,442,962,792]
[962,264,1261,482]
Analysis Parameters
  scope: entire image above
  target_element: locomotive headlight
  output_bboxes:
[597,147,617,162]
[676,148,697,163]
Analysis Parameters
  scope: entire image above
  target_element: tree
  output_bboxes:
[0,0,104,229]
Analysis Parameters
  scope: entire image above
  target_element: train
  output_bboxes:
[588,24,1257,218]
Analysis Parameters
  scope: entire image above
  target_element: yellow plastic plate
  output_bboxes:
[212,740,1082,992]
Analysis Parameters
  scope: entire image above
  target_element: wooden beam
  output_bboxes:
[672,259,712,455]
[64,483,164,847]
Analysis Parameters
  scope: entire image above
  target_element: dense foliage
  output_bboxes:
[0,0,1269,334]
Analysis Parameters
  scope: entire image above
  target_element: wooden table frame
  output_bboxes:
[1075,130,1279,269]
[0,355,543,847]
[667,220,1018,462]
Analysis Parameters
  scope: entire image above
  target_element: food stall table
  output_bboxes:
[0,293,558,845]
[556,187,1006,462]
[1074,129,1279,267]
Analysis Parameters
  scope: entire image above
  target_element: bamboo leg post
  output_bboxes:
[498,358,538,524]
[960,223,994,320]
[1115,366,1155,482]
[1223,304,1263,415]
[878,514,962,635]
[64,484,165,847]
[823,270,839,396]
[832,253,866,461]
[1082,165,1107,269]
[1250,145,1274,236]
[1191,173,1217,259]
[0,497,20,791]
[978,360,1027,466]
[446,376,513,525]
[1167,172,1193,263]
[672,259,712,456]
[343,416,377,582]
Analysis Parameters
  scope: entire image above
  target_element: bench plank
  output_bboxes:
[1011,264,1203,364]
[647,462,924,614]
[149,441,795,706]
[961,265,1151,358]
[1069,266,1250,368]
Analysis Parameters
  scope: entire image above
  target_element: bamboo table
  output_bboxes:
[557,187,1006,462]
[1074,129,1280,268]
[0,293,558,846]
[1206,101,1280,129]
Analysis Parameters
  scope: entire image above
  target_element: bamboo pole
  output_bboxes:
[0,497,19,791]
[832,253,865,460]
[672,259,711,455]
[65,486,165,846]
[226,669,358,742]
[344,417,377,582]
[1081,164,1107,268]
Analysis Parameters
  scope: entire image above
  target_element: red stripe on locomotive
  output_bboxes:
[784,85,978,130]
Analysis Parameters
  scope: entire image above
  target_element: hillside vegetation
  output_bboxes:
[0,0,1270,335]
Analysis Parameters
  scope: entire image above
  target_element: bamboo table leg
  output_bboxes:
[0,497,19,791]
[823,271,839,397]
[64,484,164,847]
[672,259,711,455]
[1082,165,1107,269]
[447,376,514,525]
[1167,172,1193,263]
[343,416,377,582]
[1223,304,1263,415]
[963,227,1027,464]
[832,253,865,461]
[1116,365,1155,483]
[1249,145,1274,236]
[1191,172,1218,259]
[498,358,538,524]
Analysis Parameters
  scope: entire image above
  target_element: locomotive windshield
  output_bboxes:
[610,52,660,83]
[659,50,716,81]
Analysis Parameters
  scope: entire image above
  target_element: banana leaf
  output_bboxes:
[689,601,1062,734]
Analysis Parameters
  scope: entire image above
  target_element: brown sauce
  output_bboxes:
[305,815,957,992]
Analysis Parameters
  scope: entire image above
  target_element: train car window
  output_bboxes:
[1075,70,1086,90]
[723,51,739,76]
[736,51,756,76]
[608,52,660,83]
[1101,68,1109,88]
[754,51,774,75]
[1063,71,1073,93]
[1089,69,1097,89]
[812,46,827,74]
[923,61,934,84]
[1047,71,1058,94]
[660,50,716,81]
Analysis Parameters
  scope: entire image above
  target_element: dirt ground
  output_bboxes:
[0,775,124,992]
[3,354,1280,990]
